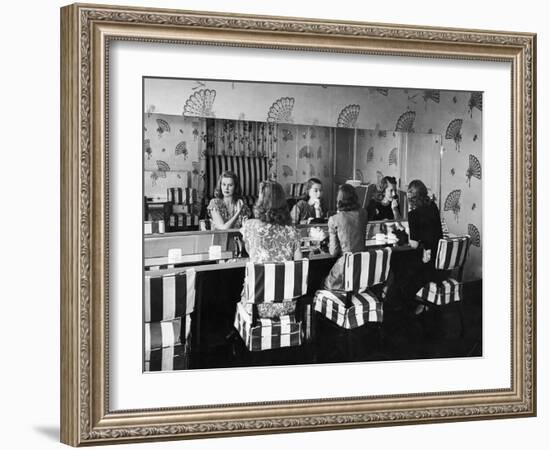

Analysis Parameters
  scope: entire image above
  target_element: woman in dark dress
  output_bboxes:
[384,179,443,316]
[366,176,401,221]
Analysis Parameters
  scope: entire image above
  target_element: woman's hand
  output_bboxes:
[391,198,399,210]
[235,199,244,215]
[422,249,432,263]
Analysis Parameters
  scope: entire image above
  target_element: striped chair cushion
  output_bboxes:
[313,289,383,329]
[167,187,197,205]
[435,236,470,270]
[144,316,191,351]
[343,248,392,293]
[144,269,196,322]
[244,259,309,304]
[234,302,302,351]
[415,278,462,305]
[207,155,269,199]
[145,342,189,372]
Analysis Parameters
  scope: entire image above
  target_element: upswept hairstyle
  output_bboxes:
[301,177,323,201]
[407,179,430,210]
[337,183,360,212]
[213,170,243,200]
[254,180,291,226]
[375,176,398,202]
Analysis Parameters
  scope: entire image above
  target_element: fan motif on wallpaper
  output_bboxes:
[395,111,416,132]
[466,154,482,187]
[444,189,462,222]
[388,147,398,166]
[266,97,295,123]
[150,160,170,185]
[317,146,323,159]
[175,141,188,159]
[422,90,441,104]
[282,165,293,178]
[183,89,216,117]
[298,145,314,159]
[468,224,481,247]
[468,92,483,118]
[445,118,463,151]
[367,146,374,163]
[309,164,316,177]
[156,118,170,137]
[337,104,360,128]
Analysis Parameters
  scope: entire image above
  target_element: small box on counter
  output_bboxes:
[144,220,165,235]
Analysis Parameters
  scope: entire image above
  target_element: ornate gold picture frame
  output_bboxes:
[60,3,536,446]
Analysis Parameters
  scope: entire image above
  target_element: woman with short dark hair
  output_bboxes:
[323,183,368,290]
[240,180,302,318]
[367,176,401,221]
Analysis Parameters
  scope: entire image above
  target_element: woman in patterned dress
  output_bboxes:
[240,180,302,318]
[207,171,251,230]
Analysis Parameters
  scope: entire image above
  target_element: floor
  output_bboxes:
[188,280,482,370]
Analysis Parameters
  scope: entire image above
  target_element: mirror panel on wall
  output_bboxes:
[143,113,442,231]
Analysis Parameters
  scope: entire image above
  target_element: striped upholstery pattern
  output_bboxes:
[234,303,302,351]
[343,248,392,293]
[167,187,197,205]
[207,155,269,199]
[289,182,306,198]
[144,317,192,372]
[314,289,383,329]
[244,259,309,303]
[144,269,196,372]
[144,270,196,322]
[416,278,462,305]
[235,260,308,351]
[434,236,470,270]
[415,236,470,307]
[313,249,391,330]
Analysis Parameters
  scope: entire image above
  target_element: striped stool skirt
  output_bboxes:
[234,303,302,351]
[144,316,191,371]
[233,259,309,353]
[313,290,383,329]
[415,278,462,306]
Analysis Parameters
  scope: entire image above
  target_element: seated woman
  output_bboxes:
[240,180,302,318]
[366,176,401,221]
[384,179,443,316]
[290,178,325,224]
[207,170,251,230]
[323,183,368,290]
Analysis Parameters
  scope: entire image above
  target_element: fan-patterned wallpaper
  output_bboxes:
[144,79,482,281]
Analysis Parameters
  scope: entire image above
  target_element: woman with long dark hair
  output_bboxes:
[290,177,325,224]
[240,180,302,317]
[385,179,443,315]
[207,170,251,230]
[323,183,368,290]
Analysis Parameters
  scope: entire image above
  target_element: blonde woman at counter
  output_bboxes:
[207,170,251,230]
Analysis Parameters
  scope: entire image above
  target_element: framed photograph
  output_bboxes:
[60,3,536,446]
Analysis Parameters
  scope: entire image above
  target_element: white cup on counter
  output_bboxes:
[208,245,222,259]
[375,233,386,242]
[167,248,182,262]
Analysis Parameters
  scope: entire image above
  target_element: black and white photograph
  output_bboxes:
[142,77,483,371]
